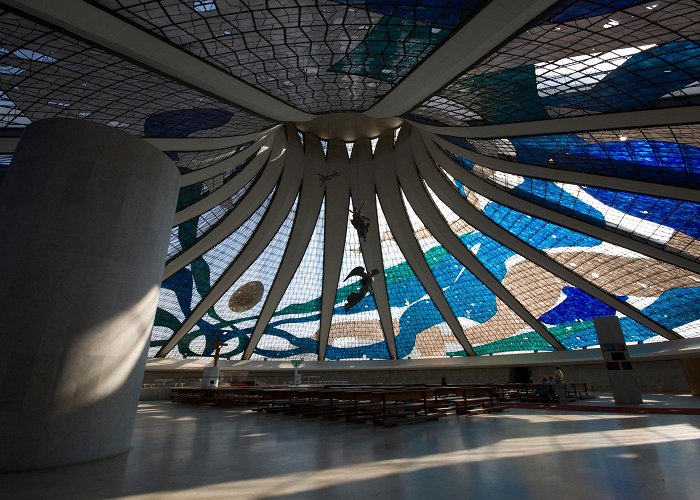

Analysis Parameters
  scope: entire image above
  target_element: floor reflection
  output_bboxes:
[1,397,699,500]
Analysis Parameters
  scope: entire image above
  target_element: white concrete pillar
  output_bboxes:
[0,119,179,470]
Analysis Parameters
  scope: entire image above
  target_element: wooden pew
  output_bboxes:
[368,388,440,426]
[171,383,508,423]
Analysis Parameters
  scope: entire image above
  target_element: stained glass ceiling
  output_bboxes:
[89,0,490,113]
[1,0,698,360]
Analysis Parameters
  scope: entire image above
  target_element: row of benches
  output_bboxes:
[172,385,507,426]
[494,382,593,403]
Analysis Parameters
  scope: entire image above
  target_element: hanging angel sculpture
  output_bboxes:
[343,266,379,312]
[317,170,339,186]
[349,201,370,242]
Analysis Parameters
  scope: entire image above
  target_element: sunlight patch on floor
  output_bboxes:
[122,423,700,499]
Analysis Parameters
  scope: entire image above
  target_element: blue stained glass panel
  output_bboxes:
[330,1,488,82]
[331,1,486,27]
[637,286,700,338]
[448,151,700,259]
[482,201,602,251]
[328,200,390,360]
[540,41,700,113]
[411,3,700,125]
[552,140,700,188]
[252,200,326,360]
[377,197,458,358]
[581,187,700,241]
[456,132,700,189]
[172,197,300,359]
[540,287,625,325]
[401,192,546,353]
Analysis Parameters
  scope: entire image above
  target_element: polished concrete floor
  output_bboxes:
[2,397,700,500]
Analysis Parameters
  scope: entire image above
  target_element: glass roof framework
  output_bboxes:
[376,194,459,358]
[410,0,700,126]
[252,199,327,361]
[0,9,273,136]
[91,0,490,113]
[447,125,700,188]
[171,195,300,360]
[1,1,698,360]
[437,140,700,260]
[448,178,700,339]
[399,190,548,355]
[169,142,253,173]
[327,201,389,360]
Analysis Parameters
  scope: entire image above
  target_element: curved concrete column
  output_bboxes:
[0,119,179,470]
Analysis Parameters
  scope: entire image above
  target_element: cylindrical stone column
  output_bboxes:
[0,119,179,470]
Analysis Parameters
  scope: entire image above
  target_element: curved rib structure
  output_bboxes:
[1,2,697,360]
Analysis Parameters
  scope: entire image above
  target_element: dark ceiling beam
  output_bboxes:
[146,127,279,153]
[0,136,20,154]
[0,128,279,154]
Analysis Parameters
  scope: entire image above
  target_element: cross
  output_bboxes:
[206,341,228,367]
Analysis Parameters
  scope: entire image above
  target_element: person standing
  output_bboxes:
[553,365,567,402]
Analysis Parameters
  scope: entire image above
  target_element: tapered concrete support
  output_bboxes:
[0,119,179,471]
